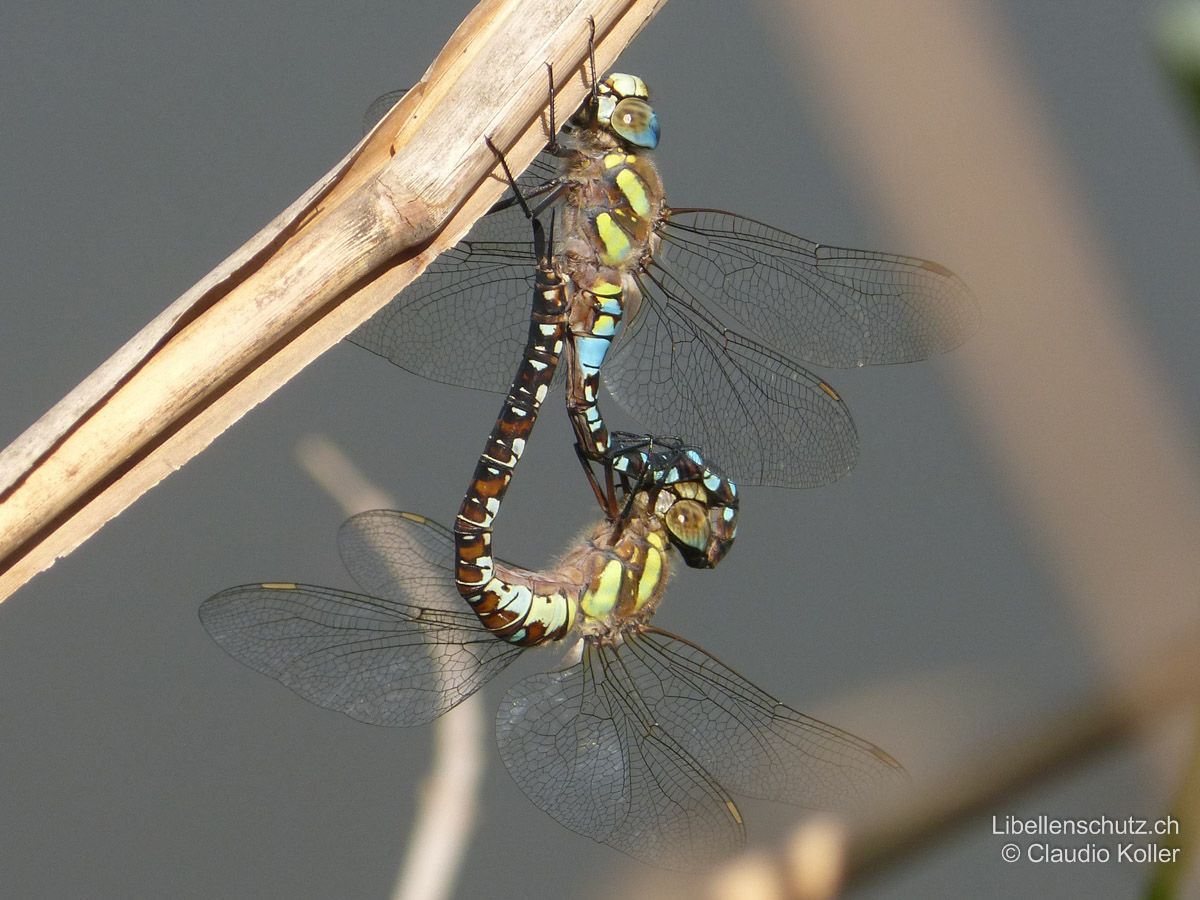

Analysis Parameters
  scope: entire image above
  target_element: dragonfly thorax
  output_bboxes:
[567,509,674,637]
[561,462,738,638]
[558,148,665,272]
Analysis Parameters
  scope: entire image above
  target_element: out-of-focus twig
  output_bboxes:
[296,435,485,900]
[767,0,1200,676]
[836,634,1200,895]
[388,697,484,900]
[674,1,1200,892]
[296,435,396,515]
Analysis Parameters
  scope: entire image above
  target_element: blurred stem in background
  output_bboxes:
[296,435,482,900]
[1146,713,1200,899]
[1156,0,1200,147]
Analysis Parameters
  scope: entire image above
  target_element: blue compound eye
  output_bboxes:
[610,98,659,148]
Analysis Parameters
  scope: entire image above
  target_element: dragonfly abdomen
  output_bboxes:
[565,281,626,459]
[556,152,665,464]
[453,235,575,646]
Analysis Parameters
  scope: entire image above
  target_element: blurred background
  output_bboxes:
[2,1,1198,897]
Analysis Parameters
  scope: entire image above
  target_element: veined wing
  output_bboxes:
[362,88,408,135]
[349,202,539,394]
[626,628,906,807]
[339,509,468,613]
[657,209,978,368]
[199,512,523,726]
[605,263,859,488]
[495,640,744,869]
[347,149,564,394]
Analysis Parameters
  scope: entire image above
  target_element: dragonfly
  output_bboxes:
[203,197,898,866]
[354,67,977,491]
[441,172,737,644]
[200,480,903,868]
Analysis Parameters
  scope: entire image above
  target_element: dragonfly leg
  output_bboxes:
[606,431,692,485]
[585,17,598,101]
[545,63,559,155]
[483,136,534,220]
[574,443,614,517]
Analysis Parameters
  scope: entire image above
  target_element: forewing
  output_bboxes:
[605,265,859,488]
[362,88,408,134]
[200,511,523,726]
[658,209,977,367]
[349,203,537,394]
[495,643,744,869]
[627,628,906,808]
[347,149,567,394]
[200,582,520,726]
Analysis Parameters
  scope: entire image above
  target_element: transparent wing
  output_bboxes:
[626,628,906,807]
[495,640,744,869]
[657,209,978,368]
[605,264,860,488]
[349,202,538,394]
[338,509,466,614]
[199,513,522,726]
[347,154,562,394]
[363,88,408,134]
[350,148,975,487]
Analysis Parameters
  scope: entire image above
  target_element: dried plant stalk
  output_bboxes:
[0,0,668,603]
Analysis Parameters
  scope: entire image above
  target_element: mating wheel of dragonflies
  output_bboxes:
[202,199,903,868]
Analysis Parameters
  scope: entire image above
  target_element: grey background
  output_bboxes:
[2,1,1197,897]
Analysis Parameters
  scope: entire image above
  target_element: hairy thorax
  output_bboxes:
[557,135,666,313]
[559,504,674,641]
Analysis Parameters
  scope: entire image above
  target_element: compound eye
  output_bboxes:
[664,498,711,552]
[610,98,659,148]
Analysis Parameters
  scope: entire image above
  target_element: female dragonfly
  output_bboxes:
[355,69,977,491]
[200,478,903,868]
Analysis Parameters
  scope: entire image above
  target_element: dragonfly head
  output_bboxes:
[652,460,738,569]
[575,73,660,149]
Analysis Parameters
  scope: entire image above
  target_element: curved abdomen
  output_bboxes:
[453,232,575,646]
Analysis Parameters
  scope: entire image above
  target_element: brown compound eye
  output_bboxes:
[664,498,712,554]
